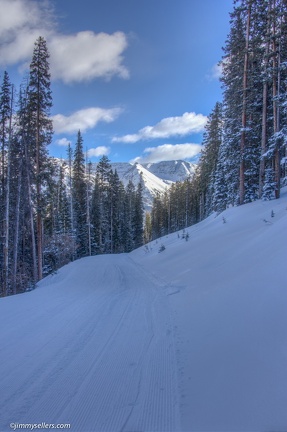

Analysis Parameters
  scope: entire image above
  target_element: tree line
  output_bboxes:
[149,0,287,238]
[0,37,144,297]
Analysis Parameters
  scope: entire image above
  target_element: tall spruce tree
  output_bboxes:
[0,71,13,296]
[72,130,87,258]
[132,177,144,249]
[27,36,53,280]
[197,102,223,217]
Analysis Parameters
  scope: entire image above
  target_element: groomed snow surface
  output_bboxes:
[1,189,287,432]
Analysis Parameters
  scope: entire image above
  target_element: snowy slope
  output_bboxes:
[120,163,169,209]
[143,160,195,182]
[132,188,287,431]
[0,190,287,431]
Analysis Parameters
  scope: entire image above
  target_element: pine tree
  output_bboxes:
[262,167,277,200]
[27,36,53,280]
[132,177,144,249]
[72,130,87,258]
[144,212,152,244]
[56,162,71,235]
[91,172,101,254]
[0,71,13,296]
[109,169,122,253]
[122,180,136,252]
[94,155,112,253]
[197,102,223,217]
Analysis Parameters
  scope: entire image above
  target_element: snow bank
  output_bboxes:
[0,189,286,431]
[132,188,287,431]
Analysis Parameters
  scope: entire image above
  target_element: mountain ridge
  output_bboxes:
[55,158,195,210]
[101,160,196,210]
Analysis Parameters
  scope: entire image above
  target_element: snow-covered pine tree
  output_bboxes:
[196,102,223,217]
[132,177,144,249]
[121,180,136,252]
[212,141,228,213]
[220,5,245,207]
[91,155,112,254]
[262,166,277,200]
[56,162,71,236]
[0,71,13,296]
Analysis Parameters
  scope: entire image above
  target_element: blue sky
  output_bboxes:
[0,0,233,163]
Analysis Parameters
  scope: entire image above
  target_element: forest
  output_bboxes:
[1,0,287,296]
[0,37,144,296]
[150,0,287,239]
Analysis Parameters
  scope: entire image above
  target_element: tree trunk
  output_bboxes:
[273,2,281,199]
[36,84,43,279]
[24,138,38,285]
[259,3,271,198]
[240,1,251,205]
[12,160,22,295]
[3,85,14,295]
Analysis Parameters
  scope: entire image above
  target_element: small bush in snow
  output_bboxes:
[158,244,166,253]
[222,216,227,224]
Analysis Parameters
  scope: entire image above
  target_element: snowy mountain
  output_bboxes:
[111,162,170,210]
[0,189,286,431]
[56,159,194,210]
[97,160,195,210]
[143,160,196,182]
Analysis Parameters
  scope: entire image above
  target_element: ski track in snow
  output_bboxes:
[0,255,180,432]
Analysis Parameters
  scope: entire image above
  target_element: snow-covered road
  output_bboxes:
[0,255,180,432]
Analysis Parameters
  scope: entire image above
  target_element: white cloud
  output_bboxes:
[130,143,202,164]
[0,0,129,82]
[51,107,122,134]
[87,146,110,158]
[56,137,71,147]
[0,0,53,65]
[113,112,207,143]
[206,63,222,81]
[50,31,129,83]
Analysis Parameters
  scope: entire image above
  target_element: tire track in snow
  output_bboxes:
[0,260,134,428]
[121,257,181,432]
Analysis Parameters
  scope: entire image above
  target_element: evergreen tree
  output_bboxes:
[0,71,13,296]
[67,142,74,240]
[91,172,102,254]
[121,180,136,252]
[72,131,87,258]
[94,155,112,253]
[27,36,53,280]
[132,177,144,249]
[144,212,152,244]
[56,162,71,235]
[197,102,223,217]
[262,167,277,200]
